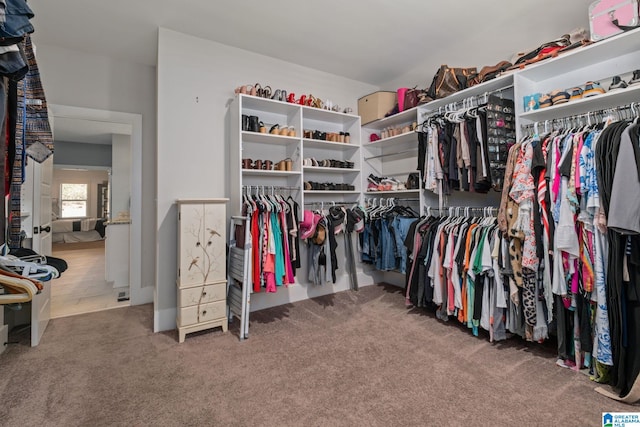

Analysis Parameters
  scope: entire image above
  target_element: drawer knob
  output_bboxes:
[202,310,207,316]
[202,291,207,296]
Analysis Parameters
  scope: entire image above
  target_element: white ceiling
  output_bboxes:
[29,0,594,86]
[52,116,132,145]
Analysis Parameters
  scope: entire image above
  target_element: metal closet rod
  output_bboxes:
[304,201,358,206]
[521,102,639,131]
[421,85,514,118]
[242,185,299,192]
[425,205,498,216]
[364,148,418,161]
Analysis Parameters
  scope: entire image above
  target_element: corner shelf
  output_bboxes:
[242,131,299,145]
[519,84,640,122]
[302,138,359,151]
[364,189,420,195]
[242,169,301,177]
[303,166,360,174]
[303,190,360,195]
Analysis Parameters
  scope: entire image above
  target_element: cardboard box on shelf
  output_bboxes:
[357,91,397,125]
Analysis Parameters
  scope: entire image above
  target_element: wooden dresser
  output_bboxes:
[176,199,228,342]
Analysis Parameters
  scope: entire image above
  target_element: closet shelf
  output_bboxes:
[302,138,359,151]
[364,189,420,195]
[420,73,515,113]
[517,27,640,82]
[362,106,419,130]
[242,170,301,177]
[364,131,416,148]
[302,106,360,124]
[364,147,418,161]
[240,94,300,115]
[304,190,360,195]
[242,131,299,145]
[303,166,360,174]
[519,84,640,122]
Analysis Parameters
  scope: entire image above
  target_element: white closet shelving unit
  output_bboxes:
[360,73,517,214]
[229,94,362,216]
[360,107,423,206]
[515,27,640,133]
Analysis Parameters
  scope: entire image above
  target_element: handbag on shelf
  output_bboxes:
[426,65,477,100]
[468,61,513,86]
[406,173,421,190]
[403,87,420,110]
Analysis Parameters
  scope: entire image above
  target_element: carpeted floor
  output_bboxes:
[0,284,636,426]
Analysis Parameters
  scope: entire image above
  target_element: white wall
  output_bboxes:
[52,169,109,219]
[32,41,157,296]
[156,28,379,331]
[110,134,131,218]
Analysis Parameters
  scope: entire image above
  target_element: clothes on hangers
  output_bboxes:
[501,110,640,400]
[360,199,419,274]
[417,96,514,196]
[403,211,512,341]
[242,192,298,293]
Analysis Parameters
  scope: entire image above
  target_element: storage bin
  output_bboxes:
[357,91,397,125]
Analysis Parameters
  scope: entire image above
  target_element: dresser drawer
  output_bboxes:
[178,300,226,326]
[178,282,226,307]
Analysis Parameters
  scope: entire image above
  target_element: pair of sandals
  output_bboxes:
[303,158,354,169]
[242,158,292,171]
[235,83,273,98]
[304,182,355,191]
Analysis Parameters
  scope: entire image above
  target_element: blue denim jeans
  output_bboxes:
[392,216,415,274]
[379,218,397,271]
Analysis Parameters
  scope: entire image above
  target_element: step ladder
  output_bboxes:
[227,216,251,340]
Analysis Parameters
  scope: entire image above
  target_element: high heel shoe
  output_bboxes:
[279,126,289,136]
[287,93,296,103]
[263,86,272,99]
[269,124,280,134]
[297,95,307,105]
[259,121,267,133]
[271,89,282,101]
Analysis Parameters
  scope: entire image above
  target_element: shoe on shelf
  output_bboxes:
[583,81,606,97]
[629,70,640,86]
[538,94,552,108]
[569,87,583,101]
[367,182,379,192]
[269,124,280,134]
[609,75,628,91]
[550,89,570,105]
[368,174,383,185]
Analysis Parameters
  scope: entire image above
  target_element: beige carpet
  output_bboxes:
[0,284,636,426]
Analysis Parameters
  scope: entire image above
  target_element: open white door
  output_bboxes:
[28,156,53,346]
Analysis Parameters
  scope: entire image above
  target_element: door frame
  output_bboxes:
[49,104,151,305]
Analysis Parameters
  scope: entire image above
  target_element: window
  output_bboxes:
[60,183,88,218]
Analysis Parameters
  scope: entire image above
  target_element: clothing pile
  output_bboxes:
[0,246,67,304]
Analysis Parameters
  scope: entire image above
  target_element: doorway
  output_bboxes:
[43,105,144,316]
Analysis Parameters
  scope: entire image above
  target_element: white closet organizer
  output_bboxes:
[361,74,516,215]
[515,27,640,133]
[361,106,424,206]
[229,94,362,215]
